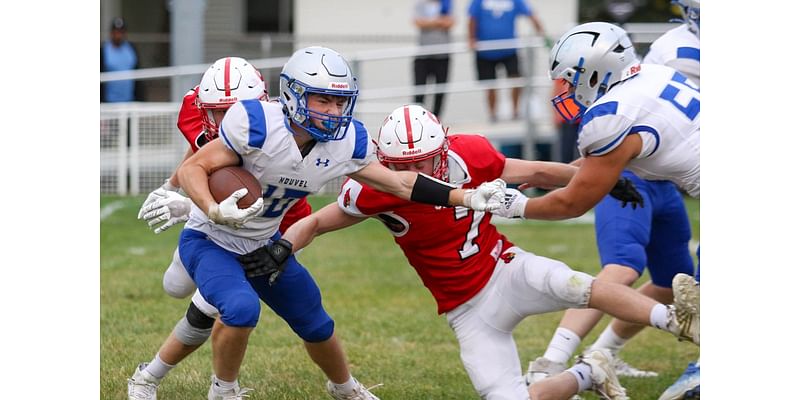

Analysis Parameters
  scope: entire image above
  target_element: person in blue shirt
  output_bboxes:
[413,0,454,117]
[467,0,548,122]
[101,17,142,102]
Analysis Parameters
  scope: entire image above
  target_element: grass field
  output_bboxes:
[101,194,699,399]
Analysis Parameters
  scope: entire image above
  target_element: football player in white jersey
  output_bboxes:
[644,0,700,86]
[489,21,700,399]
[527,3,701,389]
[269,104,701,400]
[166,46,502,400]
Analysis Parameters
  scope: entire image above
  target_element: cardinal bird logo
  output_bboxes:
[499,252,516,264]
[343,188,352,208]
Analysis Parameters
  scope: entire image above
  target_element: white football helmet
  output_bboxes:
[197,57,268,137]
[674,0,700,37]
[377,105,449,181]
[549,22,640,123]
[279,46,358,142]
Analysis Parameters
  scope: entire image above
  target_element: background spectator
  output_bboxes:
[468,0,548,122]
[412,0,454,117]
[101,17,143,102]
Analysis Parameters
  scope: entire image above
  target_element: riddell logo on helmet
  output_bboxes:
[219,97,238,102]
[328,82,350,89]
[402,148,423,156]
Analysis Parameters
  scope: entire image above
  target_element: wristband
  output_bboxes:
[410,174,453,207]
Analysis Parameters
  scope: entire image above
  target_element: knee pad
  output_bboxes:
[163,248,196,298]
[191,290,220,319]
[531,261,593,308]
[186,301,216,329]
[173,315,212,346]
[297,318,334,343]
[218,292,261,328]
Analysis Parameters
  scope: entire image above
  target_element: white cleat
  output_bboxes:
[127,363,160,400]
[577,349,629,400]
[326,378,382,400]
[669,273,700,345]
[526,357,581,400]
[658,362,700,400]
[525,356,567,386]
[611,355,658,378]
[207,375,253,400]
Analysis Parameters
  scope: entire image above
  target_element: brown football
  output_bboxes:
[208,166,262,209]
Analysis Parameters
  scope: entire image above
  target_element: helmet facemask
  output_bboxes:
[281,76,357,142]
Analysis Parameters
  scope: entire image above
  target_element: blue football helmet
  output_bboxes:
[279,46,358,142]
[674,0,700,37]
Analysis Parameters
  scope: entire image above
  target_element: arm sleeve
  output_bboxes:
[338,178,401,217]
[218,100,265,156]
[576,103,635,157]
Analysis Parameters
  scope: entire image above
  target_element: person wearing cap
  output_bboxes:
[101,17,142,102]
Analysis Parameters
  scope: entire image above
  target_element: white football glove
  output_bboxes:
[463,178,507,213]
[490,188,529,219]
[139,190,193,234]
[207,188,265,229]
[138,179,180,220]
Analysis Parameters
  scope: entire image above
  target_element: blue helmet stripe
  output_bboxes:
[351,120,368,159]
[241,99,268,148]
[677,47,700,61]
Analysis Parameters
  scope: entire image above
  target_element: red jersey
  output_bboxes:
[337,134,514,314]
[176,87,312,231]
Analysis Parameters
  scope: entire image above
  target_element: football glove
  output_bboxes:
[610,177,645,209]
[139,189,193,234]
[207,188,264,229]
[489,188,529,219]
[464,179,506,213]
[238,238,293,285]
[137,179,180,220]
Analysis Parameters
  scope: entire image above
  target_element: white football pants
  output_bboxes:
[445,246,594,400]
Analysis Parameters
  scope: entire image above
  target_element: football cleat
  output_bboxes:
[669,273,700,344]
[326,378,382,400]
[577,349,629,400]
[127,363,160,400]
[611,355,658,378]
[525,356,567,386]
[207,375,253,400]
[658,362,700,400]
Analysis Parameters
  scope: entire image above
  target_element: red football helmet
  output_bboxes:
[376,105,449,180]
[196,57,268,138]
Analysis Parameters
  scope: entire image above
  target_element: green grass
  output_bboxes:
[101,195,699,399]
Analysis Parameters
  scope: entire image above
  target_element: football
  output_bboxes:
[208,166,262,209]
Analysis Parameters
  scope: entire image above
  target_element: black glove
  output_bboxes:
[610,177,645,209]
[237,238,293,285]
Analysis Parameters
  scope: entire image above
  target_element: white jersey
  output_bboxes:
[643,24,700,86]
[577,64,700,197]
[186,100,376,254]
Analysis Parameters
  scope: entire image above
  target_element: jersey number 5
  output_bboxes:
[658,72,700,121]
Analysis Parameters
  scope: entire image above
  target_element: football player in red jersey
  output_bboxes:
[128,57,311,399]
[278,105,700,400]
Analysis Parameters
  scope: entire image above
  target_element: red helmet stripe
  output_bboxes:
[403,105,414,149]
[224,57,232,97]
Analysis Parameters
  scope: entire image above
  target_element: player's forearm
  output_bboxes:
[522,188,593,220]
[502,159,577,189]
[281,215,320,254]
[177,162,216,214]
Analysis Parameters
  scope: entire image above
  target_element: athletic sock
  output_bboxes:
[567,362,594,392]
[143,354,174,380]
[589,325,629,356]
[212,376,239,392]
[649,304,669,330]
[543,327,581,364]
[331,376,357,393]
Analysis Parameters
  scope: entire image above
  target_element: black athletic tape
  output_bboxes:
[410,174,453,206]
[185,302,215,329]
